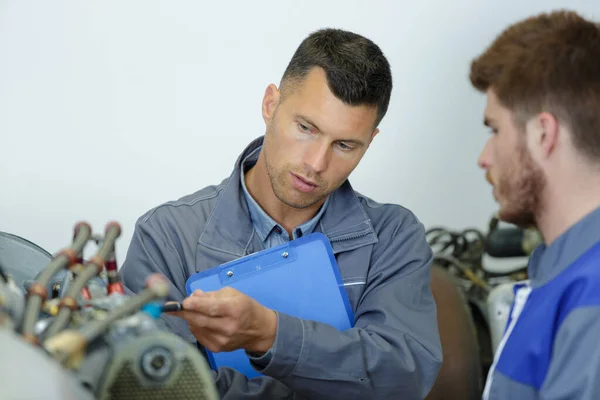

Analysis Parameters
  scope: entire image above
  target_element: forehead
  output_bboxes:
[485,89,501,114]
[282,68,378,139]
[484,89,512,122]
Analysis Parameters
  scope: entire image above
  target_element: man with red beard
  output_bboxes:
[471,10,600,400]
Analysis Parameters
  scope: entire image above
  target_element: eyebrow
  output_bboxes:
[296,115,367,147]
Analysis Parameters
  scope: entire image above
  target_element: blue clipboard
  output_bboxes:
[185,232,355,378]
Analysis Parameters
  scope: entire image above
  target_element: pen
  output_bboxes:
[161,302,184,312]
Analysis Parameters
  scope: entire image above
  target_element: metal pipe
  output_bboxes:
[20,222,92,344]
[42,222,121,339]
[44,274,169,368]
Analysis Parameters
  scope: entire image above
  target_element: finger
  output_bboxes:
[190,325,240,353]
[165,309,186,318]
[182,295,224,317]
[191,289,205,297]
[166,309,204,322]
[191,329,226,353]
[169,309,224,331]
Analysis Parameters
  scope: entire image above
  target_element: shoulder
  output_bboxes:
[137,176,230,232]
[353,190,431,265]
[354,190,424,235]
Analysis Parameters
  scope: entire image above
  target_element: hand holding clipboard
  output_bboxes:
[165,287,278,355]
[169,233,354,378]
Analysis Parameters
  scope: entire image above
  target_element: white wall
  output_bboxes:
[1,0,597,266]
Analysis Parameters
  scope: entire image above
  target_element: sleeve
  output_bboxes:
[540,306,600,399]
[246,215,443,399]
[120,219,298,399]
[120,219,195,342]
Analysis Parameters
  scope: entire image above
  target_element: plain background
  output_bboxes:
[1,1,597,268]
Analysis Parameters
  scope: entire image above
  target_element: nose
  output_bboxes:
[477,138,493,170]
[303,140,330,174]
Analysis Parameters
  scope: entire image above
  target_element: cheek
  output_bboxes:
[492,140,511,169]
[325,155,360,183]
[277,124,316,153]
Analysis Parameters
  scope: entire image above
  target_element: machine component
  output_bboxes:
[0,231,53,293]
[20,222,92,344]
[161,302,184,313]
[426,265,483,400]
[0,265,25,329]
[0,221,219,400]
[0,328,95,400]
[94,331,216,400]
[485,227,528,258]
[43,223,121,339]
[486,281,525,354]
[44,274,170,368]
[141,346,174,380]
[485,216,543,258]
[104,249,125,296]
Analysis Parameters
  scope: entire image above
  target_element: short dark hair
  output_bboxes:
[470,10,600,162]
[280,28,393,127]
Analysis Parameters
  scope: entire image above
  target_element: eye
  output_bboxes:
[298,123,311,133]
[336,142,354,151]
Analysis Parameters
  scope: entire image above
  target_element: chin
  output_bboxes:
[497,207,536,229]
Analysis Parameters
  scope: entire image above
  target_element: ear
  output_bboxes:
[537,112,560,158]
[369,128,380,144]
[262,84,280,124]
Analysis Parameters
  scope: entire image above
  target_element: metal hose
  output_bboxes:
[44,274,169,367]
[42,222,121,339]
[20,222,92,344]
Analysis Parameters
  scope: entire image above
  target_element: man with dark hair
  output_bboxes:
[120,28,442,399]
[470,10,600,399]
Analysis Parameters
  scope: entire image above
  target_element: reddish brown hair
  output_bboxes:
[470,10,600,161]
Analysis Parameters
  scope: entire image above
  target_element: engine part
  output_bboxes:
[0,221,219,400]
[94,330,217,400]
[0,270,25,329]
[0,231,53,293]
[486,280,529,354]
[0,328,95,400]
[20,222,92,344]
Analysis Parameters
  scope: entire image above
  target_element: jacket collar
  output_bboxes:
[198,136,377,257]
[528,205,600,287]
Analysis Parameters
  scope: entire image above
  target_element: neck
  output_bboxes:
[536,170,600,245]
[245,152,324,236]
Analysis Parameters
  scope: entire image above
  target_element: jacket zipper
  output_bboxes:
[329,231,372,243]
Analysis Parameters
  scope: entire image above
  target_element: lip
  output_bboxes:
[291,173,317,186]
[485,171,494,185]
[290,172,318,193]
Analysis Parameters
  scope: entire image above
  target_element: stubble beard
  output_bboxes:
[496,142,547,229]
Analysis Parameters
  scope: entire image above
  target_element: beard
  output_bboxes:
[267,161,329,209]
[495,142,547,228]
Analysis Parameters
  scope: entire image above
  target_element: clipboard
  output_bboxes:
[185,232,355,378]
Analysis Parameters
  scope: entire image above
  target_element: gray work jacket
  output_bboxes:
[120,136,442,399]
